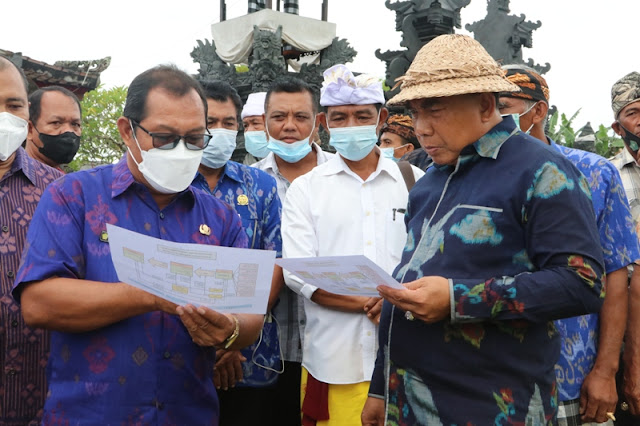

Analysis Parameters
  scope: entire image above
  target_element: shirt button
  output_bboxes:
[366,241,373,246]
[1,225,8,232]
[6,271,14,278]
[365,211,371,216]
[159,212,165,219]
[163,351,171,359]
[11,320,18,327]
[367,331,372,336]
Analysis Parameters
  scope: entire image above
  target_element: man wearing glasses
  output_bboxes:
[12,65,264,424]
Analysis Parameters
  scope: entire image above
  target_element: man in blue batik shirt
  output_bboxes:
[193,81,284,426]
[12,65,265,425]
[191,80,288,426]
[499,65,640,426]
[362,34,605,426]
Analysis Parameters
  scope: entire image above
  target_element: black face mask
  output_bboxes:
[36,130,80,164]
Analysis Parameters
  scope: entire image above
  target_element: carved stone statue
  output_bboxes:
[466,0,550,74]
[377,0,470,102]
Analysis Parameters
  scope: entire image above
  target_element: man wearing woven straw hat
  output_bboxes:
[610,71,640,421]
[500,65,639,426]
[378,114,421,162]
[362,34,605,425]
[281,64,423,425]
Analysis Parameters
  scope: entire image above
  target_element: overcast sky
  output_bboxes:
[2,0,638,131]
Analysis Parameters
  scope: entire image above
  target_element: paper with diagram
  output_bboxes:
[276,255,404,297]
[107,224,275,314]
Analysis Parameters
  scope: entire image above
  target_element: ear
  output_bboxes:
[27,120,37,144]
[377,107,389,134]
[317,112,328,133]
[479,93,497,122]
[117,116,139,160]
[531,102,549,125]
[612,121,623,137]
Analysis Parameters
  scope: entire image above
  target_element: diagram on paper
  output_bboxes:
[276,255,404,297]
[107,224,275,314]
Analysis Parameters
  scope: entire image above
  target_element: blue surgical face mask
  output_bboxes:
[328,110,381,162]
[380,145,405,163]
[201,128,237,169]
[266,118,315,163]
[244,130,269,158]
[502,102,537,134]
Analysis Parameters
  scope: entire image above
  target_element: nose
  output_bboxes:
[412,115,433,139]
[61,122,79,135]
[282,115,297,132]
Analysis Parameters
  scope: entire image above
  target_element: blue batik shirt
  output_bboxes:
[551,142,640,401]
[13,157,248,425]
[371,116,605,425]
[193,160,282,386]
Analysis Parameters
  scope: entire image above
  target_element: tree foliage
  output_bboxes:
[547,109,624,159]
[69,85,128,171]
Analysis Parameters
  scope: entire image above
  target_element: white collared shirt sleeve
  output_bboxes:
[281,175,319,299]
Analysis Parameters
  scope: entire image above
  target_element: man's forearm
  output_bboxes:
[592,268,628,374]
[20,277,159,333]
[311,289,370,313]
[625,266,640,372]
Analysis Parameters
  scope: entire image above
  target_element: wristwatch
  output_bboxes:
[223,315,240,349]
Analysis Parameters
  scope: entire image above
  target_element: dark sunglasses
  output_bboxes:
[129,119,212,150]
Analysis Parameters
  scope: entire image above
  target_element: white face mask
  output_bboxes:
[201,128,237,169]
[0,112,28,162]
[127,120,203,194]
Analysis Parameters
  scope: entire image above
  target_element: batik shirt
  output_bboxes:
[370,117,605,425]
[610,147,640,237]
[13,157,247,425]
[551,142,639,401]
[193,160,282,386]
[1,148,61,426]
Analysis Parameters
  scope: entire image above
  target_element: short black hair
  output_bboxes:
[265,77,318,114]
[199,80,242,118]
[0,55,29,95]
[29,86,82,125]
[123,64,208,123]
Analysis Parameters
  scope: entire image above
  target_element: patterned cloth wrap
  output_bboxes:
[501,67,550,103]
[611,71,640,119]
[380,114,418,147]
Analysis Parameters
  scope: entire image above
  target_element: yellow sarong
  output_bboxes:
[301,366,370,426]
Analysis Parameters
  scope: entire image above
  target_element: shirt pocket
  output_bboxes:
[386,207,409,262]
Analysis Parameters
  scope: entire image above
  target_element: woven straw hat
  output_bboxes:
[388,34,520,106]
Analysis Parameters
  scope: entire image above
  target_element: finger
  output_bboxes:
[213,369,221,389]
[369,299,384,316]
[582,398,599,422]
[223,355,237,388]
[232,352,244,384]
[630,398,640,415]
[364,297,380,311]
[579,390,587,414]
[218,361,230,390]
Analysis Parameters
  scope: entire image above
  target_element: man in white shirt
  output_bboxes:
[281,64,424,425]
[253,77,333,425]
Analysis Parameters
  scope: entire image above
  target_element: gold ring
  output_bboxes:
[190,326,198,332]
[621,401,629,411]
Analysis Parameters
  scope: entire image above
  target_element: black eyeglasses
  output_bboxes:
[129,119,212,150]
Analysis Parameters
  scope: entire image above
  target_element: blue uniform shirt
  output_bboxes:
[193,160,282,386]
[551,142,640,401]
[371,117,605,424]
[13,157,248,425]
